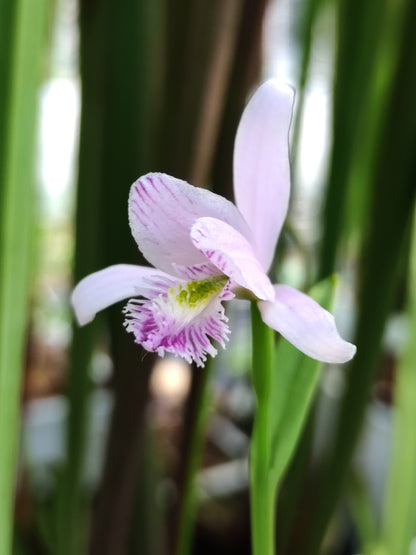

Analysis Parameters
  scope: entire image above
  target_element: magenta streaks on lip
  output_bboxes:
[131,200,148,222]
[130,209,149,229]
[131,199,148,218]
[195,228,207,239]
[187,329,198,355]
[136,182,156,205]
[157,175,180,203]
[146,175,159,194]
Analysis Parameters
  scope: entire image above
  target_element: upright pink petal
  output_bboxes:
[71,264,175,325]
[258,284,356,363]
[191,217,275,302]
[233,80,294,271]
[129,173,251,277]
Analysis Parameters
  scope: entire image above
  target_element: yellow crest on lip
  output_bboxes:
[170,276,228,308]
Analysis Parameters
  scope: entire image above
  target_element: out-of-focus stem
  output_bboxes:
[174,361,212,555]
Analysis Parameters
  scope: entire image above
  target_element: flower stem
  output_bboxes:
[250,303,275,555]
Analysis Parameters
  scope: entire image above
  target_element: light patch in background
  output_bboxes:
[150,358,192,405]
[38,77,80,219]
[296,87,330,193]
[263,0,295,83]
[263,0,334,251]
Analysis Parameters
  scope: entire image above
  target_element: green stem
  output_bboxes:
[250,303,275,555]
[250,403,275,555]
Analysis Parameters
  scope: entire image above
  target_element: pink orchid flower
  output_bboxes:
[71,80,356,368]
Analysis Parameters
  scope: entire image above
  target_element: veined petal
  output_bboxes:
[233,80,294,271]
[129,172,251,277]
[172,262,220,281]
[191,217,275,302]
[71,264,175,326]
[258,284,356,363]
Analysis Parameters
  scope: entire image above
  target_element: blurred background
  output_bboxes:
[1,0,416,553]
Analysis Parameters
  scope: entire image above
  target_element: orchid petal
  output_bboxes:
[191,217,275,302]
[233,80,294,271]
[129,172,251,276]
[172,262,220,280]
[258,285,356,363]
[71,264,175,326]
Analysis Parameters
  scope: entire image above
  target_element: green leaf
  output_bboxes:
[347,471,378,553]
[0,0,50,552]
[308,0,416,549]
[269,276,336,485]
[57,1,164,551]
[380,211,416,555]
[249,278,336,555]
[319,0,388,278]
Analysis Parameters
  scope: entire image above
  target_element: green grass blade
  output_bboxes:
[343,0,405,247]
[0,0,49,552]
[347,471,378,553]
[381,212,416,555]
[250,279,335,555]
[0,0,17,196]
[55,0,106,548]
[61,1,165,553]
[290,0,325,174]
[319,0,388,278]
[269,276,335,484]
[308,0,416,549]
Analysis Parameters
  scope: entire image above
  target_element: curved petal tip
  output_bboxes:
[71,264,172,326]
[258,284,356,364]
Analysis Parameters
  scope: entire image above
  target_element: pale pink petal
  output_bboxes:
[258,284,356,363]
[129,172,251,277]
[191,217,275,302]
[233,80,294,271]
[172,262,220,280]
[71,264,175,326]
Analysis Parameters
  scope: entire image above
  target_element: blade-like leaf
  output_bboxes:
[381,211,416,555]
[269,276,336,484]
[319,0,388,278]
[308,0,416,549]
[0,0,50,551]
[347,471,378,553]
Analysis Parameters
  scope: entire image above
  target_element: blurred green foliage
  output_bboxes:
[0,0,50,553]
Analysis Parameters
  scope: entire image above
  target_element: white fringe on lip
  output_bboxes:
[123,279,231,368]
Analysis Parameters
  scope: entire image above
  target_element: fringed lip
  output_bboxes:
[123,276,232,367]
